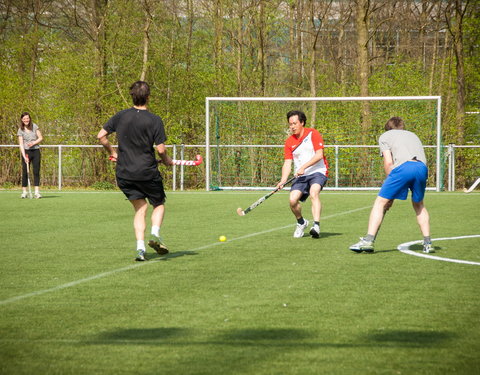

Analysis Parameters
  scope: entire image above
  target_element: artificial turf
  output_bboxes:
[0,190,479,374]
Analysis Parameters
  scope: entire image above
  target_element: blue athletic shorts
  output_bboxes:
[378,161,428,202]
[291,172,328,202]
[116,176,166,207]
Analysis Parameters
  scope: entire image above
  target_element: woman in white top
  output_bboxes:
[17,112,43,198]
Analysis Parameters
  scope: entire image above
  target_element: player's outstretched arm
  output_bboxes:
[156,143,173,166]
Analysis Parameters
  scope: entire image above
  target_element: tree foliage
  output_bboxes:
[0,0,478,187]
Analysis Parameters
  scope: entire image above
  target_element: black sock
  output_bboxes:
[297,217,305,225]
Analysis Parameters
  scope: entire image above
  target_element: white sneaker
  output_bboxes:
[293,219,309,238]
[135,250,146,261]
[423,243,435,253]
[34,193,42,199]
[21,192,28,199]
[309,224,320,238]
[349,237,374,253]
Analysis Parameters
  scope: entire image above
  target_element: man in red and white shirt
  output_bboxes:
[277,110,328,238]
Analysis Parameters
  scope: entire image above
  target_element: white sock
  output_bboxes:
[137,240,145,251]
[151,225,160,237]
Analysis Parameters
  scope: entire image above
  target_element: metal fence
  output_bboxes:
[0,144,206,191]
[1,144,479,191]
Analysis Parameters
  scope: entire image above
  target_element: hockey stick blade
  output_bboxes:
[172,154,203,166]
[109,154,203,166]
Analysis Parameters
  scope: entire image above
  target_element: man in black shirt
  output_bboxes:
[97,81,173,261]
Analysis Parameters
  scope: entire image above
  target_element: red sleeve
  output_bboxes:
[284,142,293,160]
[311,129,325,151]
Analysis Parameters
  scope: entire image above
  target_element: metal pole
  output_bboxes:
[335,145,339,188]
[451,145,456,191]
[447,144,452,191]
[180,144,185,191]
[436,97,442,191]
[58,145,62,191]
[205,99,210,191]
[172,144,177,191]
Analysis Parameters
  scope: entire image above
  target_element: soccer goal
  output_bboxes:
[205,96,443,192]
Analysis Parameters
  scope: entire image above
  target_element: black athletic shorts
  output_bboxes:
[116,176,166,207]
[291,172,328,202]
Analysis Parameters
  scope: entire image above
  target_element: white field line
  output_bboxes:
[0,206,371,306]
[397,235,480,265]
[0,264,141,306]
[193,205,371,250]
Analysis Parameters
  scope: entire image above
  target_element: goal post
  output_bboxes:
[205,96,442,192]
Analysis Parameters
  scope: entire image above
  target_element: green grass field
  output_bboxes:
[1,190,479,374]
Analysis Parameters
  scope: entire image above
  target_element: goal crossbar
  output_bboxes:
[205,96,442,191]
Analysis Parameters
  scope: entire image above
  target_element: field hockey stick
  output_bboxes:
[172,154,203,166]
[26,159,33,199]
[236,135,310,216]
[236,176,296,216]
[109,154,203,166]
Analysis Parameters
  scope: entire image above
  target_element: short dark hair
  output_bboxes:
[287,110,307,126]
[384,116,405,131]
[129,81,150,106]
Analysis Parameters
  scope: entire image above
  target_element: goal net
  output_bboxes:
[205,96,442,191]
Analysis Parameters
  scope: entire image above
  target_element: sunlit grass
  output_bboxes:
[0,190,479,374]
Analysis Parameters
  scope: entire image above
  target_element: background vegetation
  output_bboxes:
[0,0,479,187]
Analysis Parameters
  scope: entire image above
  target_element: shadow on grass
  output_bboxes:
[319,232,342,239]
[302,232,342,239]
[82,327,458,374]
[219,328,315,342]
[364,329,457,347]
[409,244,441,252]
[96,327,190,342]
[350,249,398,254]
[354,246,441,254]
[148,250,198,261]
[86,327,456,348]
[88,327,316,346]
